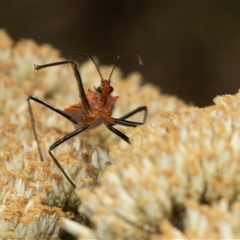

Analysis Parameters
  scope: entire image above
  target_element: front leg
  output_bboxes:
[119,106,147,123]
[106,124,130,144]
[107,116,146,144]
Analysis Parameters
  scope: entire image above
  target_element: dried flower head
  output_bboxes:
[59,89,240,239]
[2,29,240,239]
[0,29,187,238]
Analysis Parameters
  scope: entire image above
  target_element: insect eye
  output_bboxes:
[96,86,102,93]
[109,86,114,93]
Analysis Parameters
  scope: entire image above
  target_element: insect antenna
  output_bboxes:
[70,52,103,80]
[108,51,143,81]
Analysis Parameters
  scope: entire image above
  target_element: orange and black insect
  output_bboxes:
[27,51,147,188]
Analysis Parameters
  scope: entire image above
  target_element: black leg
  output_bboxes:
[107,106,147,144]
[27,95,79,162]
[28,96,79,123]
[106,125,130,144]
[34,60,69,70]
[49,124,89,188]
[34,60,90,110]
[119,106,147,122]
[113,118,144,127]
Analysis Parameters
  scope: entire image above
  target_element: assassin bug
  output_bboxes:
[27,51,147,188]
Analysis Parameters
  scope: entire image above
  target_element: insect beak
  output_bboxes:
[101,80,111,105]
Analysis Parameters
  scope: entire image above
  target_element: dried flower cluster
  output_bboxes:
[1,29,240,239]
[62,89,240,239]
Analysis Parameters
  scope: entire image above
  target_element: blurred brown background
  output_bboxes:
[1,2,240,107]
